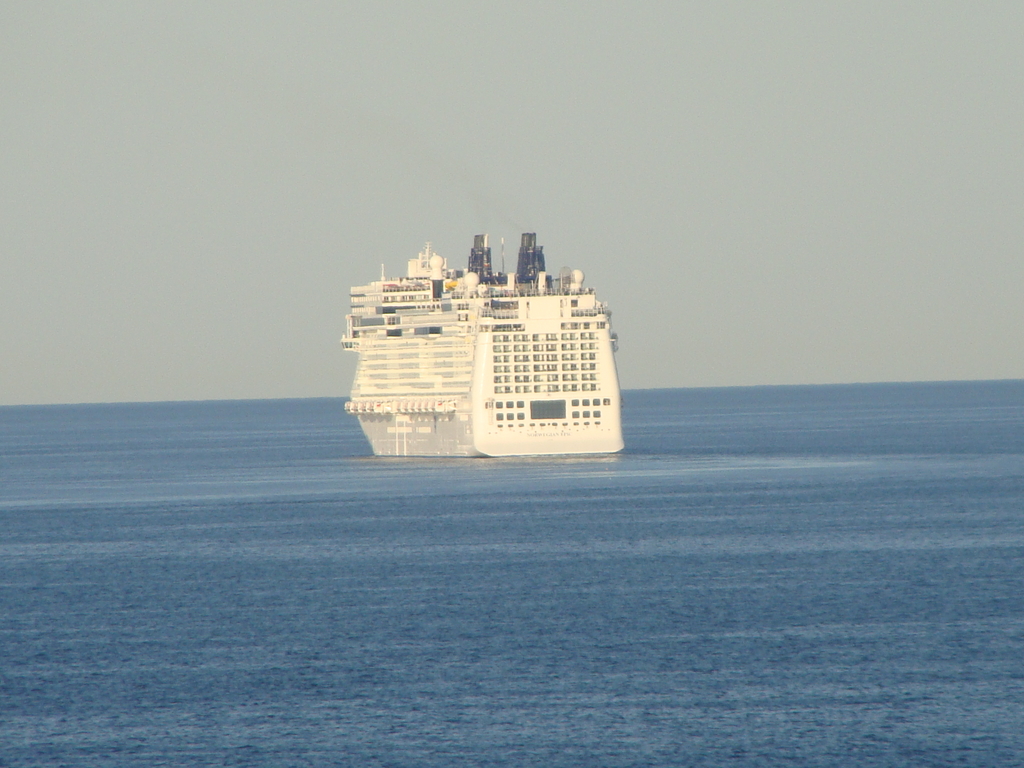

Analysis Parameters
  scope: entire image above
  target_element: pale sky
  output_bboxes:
[1,2,1022,405]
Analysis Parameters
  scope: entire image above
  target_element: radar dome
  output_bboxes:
[464,272,480,290]
[572,269,585,286]
[428,254,444,270]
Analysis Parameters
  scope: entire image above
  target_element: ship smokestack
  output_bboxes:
[468,234,492,278]
[515,232,545,285]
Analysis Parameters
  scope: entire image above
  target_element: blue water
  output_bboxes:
[2,382,1023,766]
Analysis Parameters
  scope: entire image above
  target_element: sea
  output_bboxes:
[2,382,1023,767]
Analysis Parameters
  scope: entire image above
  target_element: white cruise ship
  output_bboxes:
[342,233,623,456]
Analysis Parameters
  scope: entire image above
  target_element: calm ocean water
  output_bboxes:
[2,382,1023,767]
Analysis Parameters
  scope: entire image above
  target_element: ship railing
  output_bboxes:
[570,307,606,317]
[506,285,597,298]
[345,397,462,415]
[449,286,596,300]
[478,308,520,319]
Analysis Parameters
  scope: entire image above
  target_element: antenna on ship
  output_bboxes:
[381,263,386,281]
[501,237,505,274]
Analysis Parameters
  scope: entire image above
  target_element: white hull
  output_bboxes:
[350,409,623,457]
[355,410,480,457]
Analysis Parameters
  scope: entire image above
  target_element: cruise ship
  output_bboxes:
[342,233,623,456]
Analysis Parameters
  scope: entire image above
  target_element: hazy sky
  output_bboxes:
[2,2,1022,405]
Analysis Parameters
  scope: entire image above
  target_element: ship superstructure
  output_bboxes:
[342,233,623,456]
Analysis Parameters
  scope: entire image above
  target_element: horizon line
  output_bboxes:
[3,377,1022,409]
